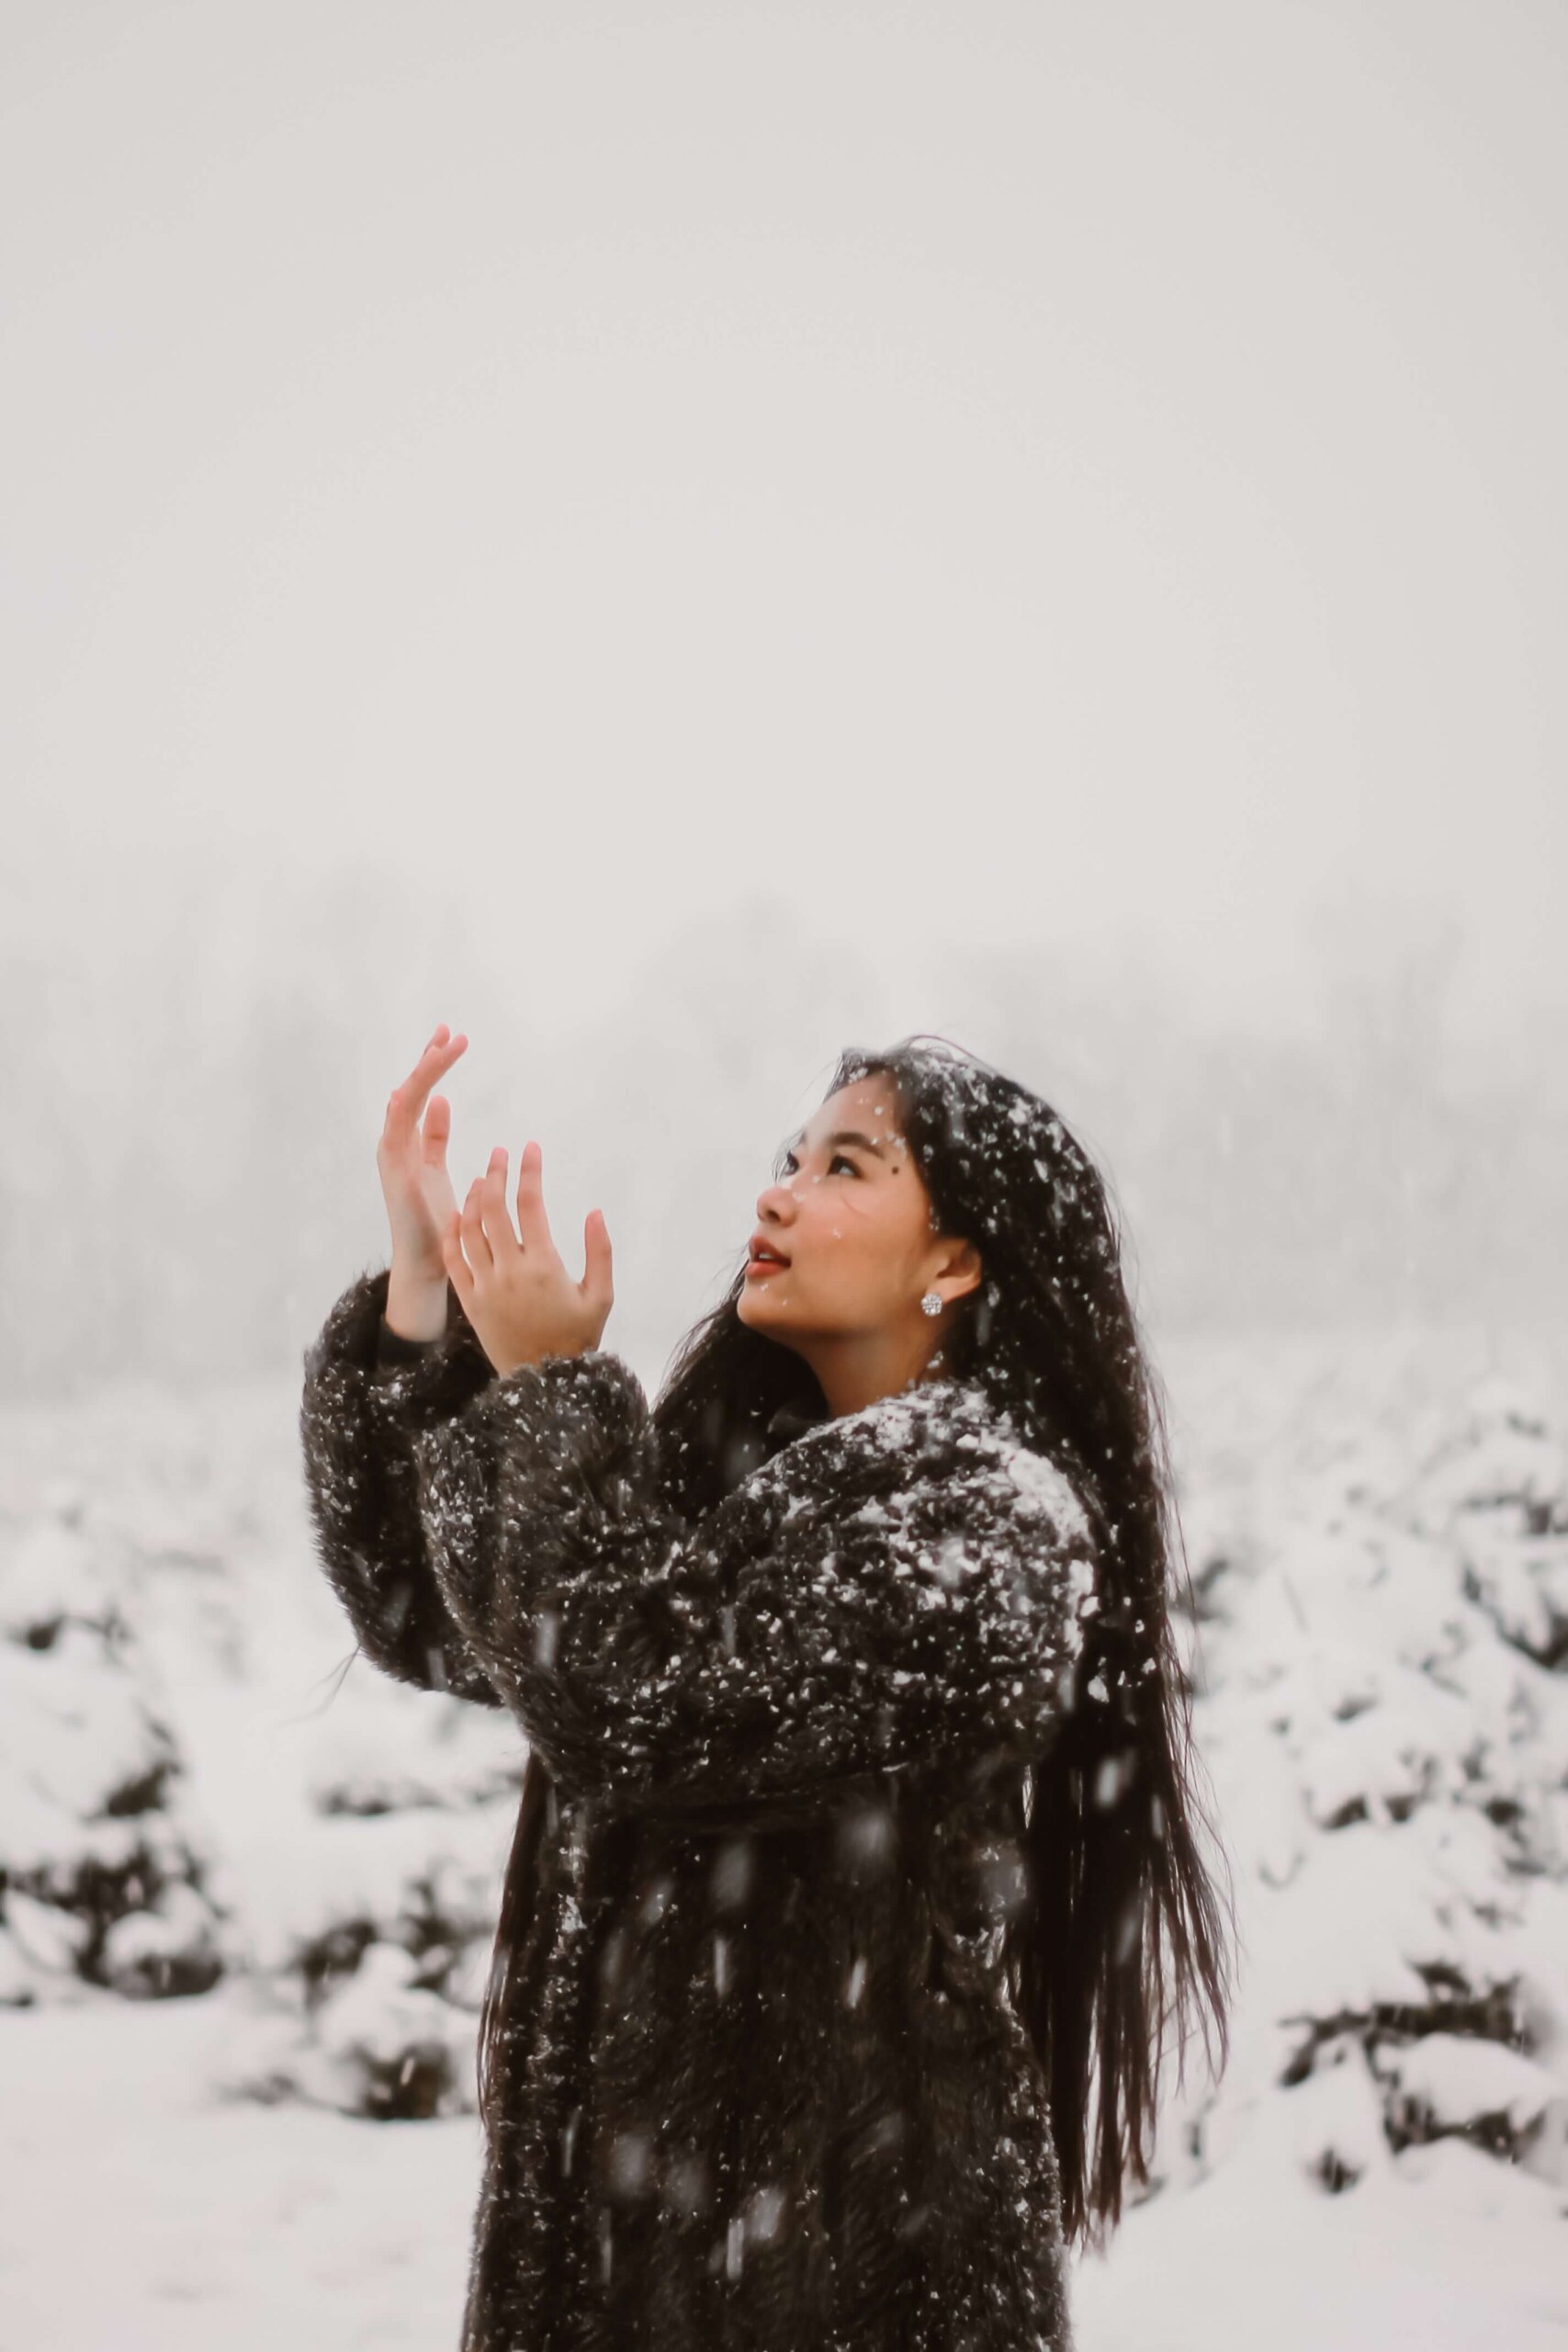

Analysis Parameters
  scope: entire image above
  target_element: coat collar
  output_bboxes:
[761,1372,994,1465]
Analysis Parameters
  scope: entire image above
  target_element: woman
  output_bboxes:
[299,1024,1235,2352]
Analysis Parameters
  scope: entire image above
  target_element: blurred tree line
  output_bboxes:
[3,851,1562,1399]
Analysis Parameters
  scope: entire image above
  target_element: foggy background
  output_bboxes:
[4,0,1564,1399]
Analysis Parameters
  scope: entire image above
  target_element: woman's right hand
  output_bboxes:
[377,1024,469,1282]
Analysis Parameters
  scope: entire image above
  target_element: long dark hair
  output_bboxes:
[476,1034,1236,2249]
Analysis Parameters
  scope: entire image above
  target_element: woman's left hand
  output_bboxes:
[443,1141,614,1376]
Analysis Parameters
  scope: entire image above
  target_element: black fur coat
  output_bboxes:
[299,1267,1099,2351]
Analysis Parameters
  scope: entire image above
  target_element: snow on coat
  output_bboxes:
[299,1266,1099,2352]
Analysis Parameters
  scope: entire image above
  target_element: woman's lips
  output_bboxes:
[745,1257,788,1279]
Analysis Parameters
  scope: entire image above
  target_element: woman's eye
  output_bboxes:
[781,1150,859,1177]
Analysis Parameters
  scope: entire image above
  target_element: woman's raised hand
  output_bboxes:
[444,1141,615,1377]
[377,1024,469,1282]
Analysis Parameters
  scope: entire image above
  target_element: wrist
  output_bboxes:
[386,1260,449,1344]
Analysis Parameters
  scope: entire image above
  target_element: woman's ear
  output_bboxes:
[935,1238,984,1306]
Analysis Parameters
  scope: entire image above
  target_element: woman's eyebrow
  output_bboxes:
[786,1128,888,1160]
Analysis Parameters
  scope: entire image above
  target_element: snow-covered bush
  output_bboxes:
[0,1486,227,2005]
[211,1795,518,2120]
[1156,1354,1568,2200]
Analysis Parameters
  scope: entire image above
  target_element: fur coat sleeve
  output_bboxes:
[301,1270,1097,1819]
[298,1266,508,1708]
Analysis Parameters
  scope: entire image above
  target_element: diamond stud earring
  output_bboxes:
[919,1292,943,1317]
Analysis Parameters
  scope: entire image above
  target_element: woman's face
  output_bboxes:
[737,1076,980,1386]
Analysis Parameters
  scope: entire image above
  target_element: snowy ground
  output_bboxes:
[3,1984,1565,2352]
[2,1317,1565,2349]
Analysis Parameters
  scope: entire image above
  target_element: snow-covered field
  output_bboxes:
[3,1319,1566,2350]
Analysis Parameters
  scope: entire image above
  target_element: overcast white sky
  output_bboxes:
[5,0,1564,1053]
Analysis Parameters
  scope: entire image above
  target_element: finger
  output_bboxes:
[461,1177,494,1272]
[513,1140,556,1255]
[581,1207,614,1316]
[479,1148,522,1261]
[442,1212,476,1308]
[399,1025,466,1106]
[386,1027,469,1140]
[423,1094,452,1165]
